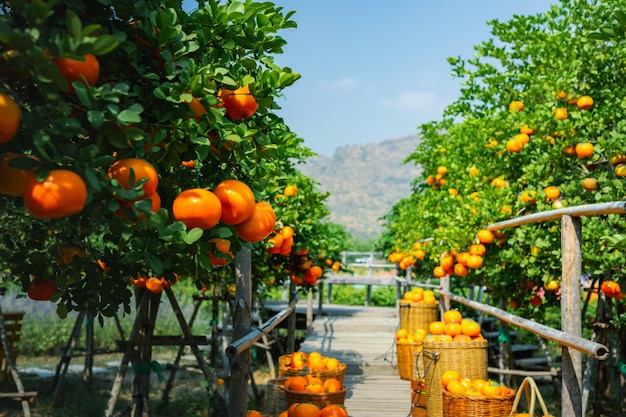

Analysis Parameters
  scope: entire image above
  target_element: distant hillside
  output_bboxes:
[300,135,422,241]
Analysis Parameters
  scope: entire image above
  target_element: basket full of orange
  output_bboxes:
[419,310,489,417]
[441,371,516,417]
[279,351,346,384]
[283,374,346,409]
[398,288,440,334]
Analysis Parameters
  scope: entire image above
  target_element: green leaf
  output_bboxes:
[87,110,105,129]
[616,11,626,29]
[183,228,204,244]
[121,250,144,264]
[66,9,83,41]
[116,109,142,124]
[92,35,120,56]
[56,303,68,319]
[145,252,164,274]
[84,169,101,192]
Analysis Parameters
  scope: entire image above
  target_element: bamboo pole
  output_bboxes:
[437,291,609,360]
[486,201,626,231]
[226,300,296,358]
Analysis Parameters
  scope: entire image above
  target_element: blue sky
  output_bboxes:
[183,1,556,156]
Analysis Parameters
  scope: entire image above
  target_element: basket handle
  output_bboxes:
[509,376,551,417]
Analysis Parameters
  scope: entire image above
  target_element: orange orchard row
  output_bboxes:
[388,96,625,302]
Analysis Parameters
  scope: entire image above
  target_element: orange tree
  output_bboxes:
[0,0,346,321]
[253,171,350,295]
[380,0,626,317]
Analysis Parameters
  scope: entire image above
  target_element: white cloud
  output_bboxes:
[321,77,359,91]
[381,91,438,111]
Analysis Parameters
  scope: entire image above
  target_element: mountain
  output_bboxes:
[299,135,422,241]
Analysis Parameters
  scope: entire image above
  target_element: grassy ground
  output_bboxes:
[0,351,274,417]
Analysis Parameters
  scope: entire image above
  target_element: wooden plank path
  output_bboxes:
[268,302,415,417]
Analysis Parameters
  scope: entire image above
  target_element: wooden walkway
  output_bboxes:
[274,302,415,417]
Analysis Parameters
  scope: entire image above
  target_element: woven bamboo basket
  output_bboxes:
[398,301,439,334]
[278,354,346,385]
[284,386,347,409]
[442,386,515,417]
[420,339,488,417]
[265,377,289,417]
[396,341,423,380]
[411,378,427,417]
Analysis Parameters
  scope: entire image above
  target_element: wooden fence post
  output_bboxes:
[561,215,583,417]
[230,247,252,417]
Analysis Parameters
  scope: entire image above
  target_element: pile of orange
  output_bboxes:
[402,287,438,304]
[278,402,348,417]
[395,327,427,344]
[441,369,515,398]
[266,225,295,255]
[425,310,483,342]
[286,351,341,372]
[284,374,342,394]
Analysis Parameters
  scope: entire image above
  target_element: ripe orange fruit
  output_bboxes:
[234,201,276,242]
[213,179,256,225]
[23,169,87,219]
[323,378,342,393]
[218,85,258,120]
[108,158,159,200]
[508,100,524,112]
[520,125,534,135]
[145,277,164,294]
[54,53,100,93]
[443,310,463,324]
[491,178,506,189]
[291,403,321,417]
[172,188,222,230]
[306,382,325,393]
[461,319,481,337]
[543,186,561,200]
[27,279,57,301]
[444,322,463,337]
[0,153,38,196]
[437,166,448,175]
[466,255,483,269]
[581,177,599,191]
[577,95,593,110]
[285,375,307,392]
[320,404,348,417]
[447,380,466,394]
[575,142,594,158]
[429,321,445,336]
[0,92,21,143]
[284,185,298,196]
[477,229,494,244]
[554,107,568,120]
[505,139,522,153]
[469,244,486,256]
[453,263,468,277]
[208,238,234,266]
[181,160,197,168]
[481,380,502,396]
[325,357,339,371]
[247,411,263,417]
[184,96,207,121]
[433,265,447,278]
[441,370,460,388]
[601,281,621,297]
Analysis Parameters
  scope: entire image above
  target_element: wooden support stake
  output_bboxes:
[230,247,252,417]
[561,215,583,417]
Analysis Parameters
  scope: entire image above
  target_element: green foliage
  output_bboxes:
[0,0,349,320]
[380,0,626,314]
